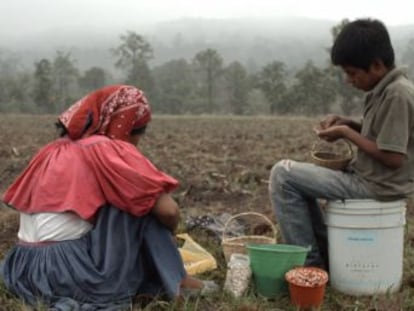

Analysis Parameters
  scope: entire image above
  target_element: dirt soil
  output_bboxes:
[0,114,358,259]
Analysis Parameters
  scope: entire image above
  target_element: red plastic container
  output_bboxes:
[285,266,329,310]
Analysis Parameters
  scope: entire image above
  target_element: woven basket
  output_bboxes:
[311,139,353,170]
[221,212,277,262]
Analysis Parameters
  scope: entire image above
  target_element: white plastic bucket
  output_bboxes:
[325,199,406,296]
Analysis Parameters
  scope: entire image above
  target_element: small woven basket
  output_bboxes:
[311,139,353,170]
[221,212,277,262]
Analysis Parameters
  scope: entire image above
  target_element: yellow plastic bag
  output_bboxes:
[177,233,217,275]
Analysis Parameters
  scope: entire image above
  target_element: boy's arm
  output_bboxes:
[319,114,362,132]
[346,128,404,169]
[342,118,362,132]
[320,125,405,169]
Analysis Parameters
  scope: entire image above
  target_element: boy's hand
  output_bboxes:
[319,114,342,129]
[314,125,348,142]
[319,114,362,133]
[319,114,349,129]
[319,114,338,129]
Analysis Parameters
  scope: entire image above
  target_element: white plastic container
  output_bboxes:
[325,199,406,296]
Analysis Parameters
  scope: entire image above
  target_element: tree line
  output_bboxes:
[1,20,414,116]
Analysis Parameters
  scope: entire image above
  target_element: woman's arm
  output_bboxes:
[151,193,180,232]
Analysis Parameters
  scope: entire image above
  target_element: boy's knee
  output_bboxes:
[269,159,294,188]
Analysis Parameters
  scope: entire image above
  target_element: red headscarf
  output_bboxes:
[59,85,151,142]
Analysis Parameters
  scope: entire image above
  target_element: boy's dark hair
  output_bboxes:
[331,18,395,70]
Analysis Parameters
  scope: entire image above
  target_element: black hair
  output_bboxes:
[331,19,395,70]
[130,126,147,136]
[55,121,147,137]
[55,121,68,137]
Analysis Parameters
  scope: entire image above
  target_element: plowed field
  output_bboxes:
[1,114,413,311]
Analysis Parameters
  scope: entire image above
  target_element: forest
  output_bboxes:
[1,18,414,116]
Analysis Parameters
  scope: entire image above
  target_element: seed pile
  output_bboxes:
[285,267,328,287]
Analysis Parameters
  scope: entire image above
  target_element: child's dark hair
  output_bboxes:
[56,121,68,137]
[331,18,395,71]
[130,126,147,136]
[55,121,147,137]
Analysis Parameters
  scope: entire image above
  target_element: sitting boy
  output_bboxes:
[269,18,414,269]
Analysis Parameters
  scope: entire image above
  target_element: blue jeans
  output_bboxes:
[269,160,374,268]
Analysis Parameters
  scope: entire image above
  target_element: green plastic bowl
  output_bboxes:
[246,243,310,298]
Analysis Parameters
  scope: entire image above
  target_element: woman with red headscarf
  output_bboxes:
[0,85,215,310]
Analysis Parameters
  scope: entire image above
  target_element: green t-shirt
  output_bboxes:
[351,68,414,199]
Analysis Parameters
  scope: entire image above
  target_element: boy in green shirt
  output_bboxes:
[269,18,414,268]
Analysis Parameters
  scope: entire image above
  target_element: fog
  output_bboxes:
[1,0,414,115]
[1,0,413,73]
[2,0,414,36]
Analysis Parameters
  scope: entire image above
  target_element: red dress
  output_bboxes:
[3,135,179,221]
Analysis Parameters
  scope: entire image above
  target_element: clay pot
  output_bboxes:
[285,266,329,310]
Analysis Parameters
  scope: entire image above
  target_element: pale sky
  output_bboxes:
[1,0,414,35]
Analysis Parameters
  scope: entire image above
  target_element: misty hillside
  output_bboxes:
[4,17,414,72]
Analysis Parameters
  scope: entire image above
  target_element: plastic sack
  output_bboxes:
[223,253,251,297]
[177,233,217,275]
